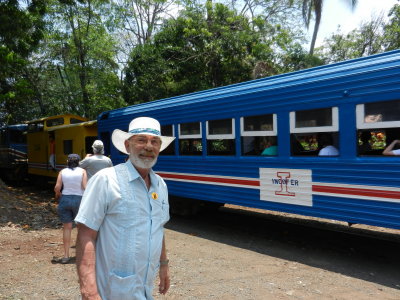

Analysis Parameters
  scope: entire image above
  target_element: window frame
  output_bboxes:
[179,122,202,139]
[356,103,400,129]
[206,118,235,140]
[290,107,339,133]
[240,114,277,137]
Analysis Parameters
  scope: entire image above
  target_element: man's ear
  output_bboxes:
[124,140,130,153]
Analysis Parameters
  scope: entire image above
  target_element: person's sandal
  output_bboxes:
[60,257,70,264]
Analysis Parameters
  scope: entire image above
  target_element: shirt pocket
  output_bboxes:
[108,272,142,300]
[151,192,169,224]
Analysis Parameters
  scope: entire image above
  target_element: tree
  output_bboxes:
[42,0,125,119]
[302,0,358,55]
[124,3,268,103]
[0,0,47,125]
[316,14,386,64]
[383,3,400,51]
[123,2,317,104]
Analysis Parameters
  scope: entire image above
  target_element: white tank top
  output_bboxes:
[61,167,84,196]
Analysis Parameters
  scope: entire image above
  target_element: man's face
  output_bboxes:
[125,134,162,169]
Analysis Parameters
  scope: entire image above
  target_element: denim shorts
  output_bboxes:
[57,194,82,223]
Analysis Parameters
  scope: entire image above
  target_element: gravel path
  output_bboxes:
[1,179,400,300]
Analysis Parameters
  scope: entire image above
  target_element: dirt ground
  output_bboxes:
[1,178,400,300]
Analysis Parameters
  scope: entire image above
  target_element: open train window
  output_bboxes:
[27,122,44,133]
[63,140,73,155]
[290,107,339,156]
[357,130,387,156]
[160,125,175,155]
[46,118,64,127]
[356,100,400,156]
[179,122,202,155]
[9,129,26,144]
[241,114,277,156]
[207,118,235,155]
[70,118,84,124]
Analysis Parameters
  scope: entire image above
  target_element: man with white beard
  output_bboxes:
[75,117,175,300]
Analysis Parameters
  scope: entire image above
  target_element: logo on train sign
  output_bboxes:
[259,168,312,206]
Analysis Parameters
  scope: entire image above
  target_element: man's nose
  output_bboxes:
[144,140,154,149]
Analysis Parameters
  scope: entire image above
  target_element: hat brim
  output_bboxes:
[111,129,175,155]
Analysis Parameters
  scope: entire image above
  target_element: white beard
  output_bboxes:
[129,151,157,169]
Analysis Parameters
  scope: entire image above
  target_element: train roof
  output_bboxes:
[46,120,97,132]
[27,114,88,124]
[98,49,400,123]
[0,124,28,131]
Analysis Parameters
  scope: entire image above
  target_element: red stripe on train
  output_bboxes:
[158,172,400,200]
[157,172,260,186]
[312,185,400,200]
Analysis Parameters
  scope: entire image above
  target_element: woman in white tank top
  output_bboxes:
[54,154,87,263]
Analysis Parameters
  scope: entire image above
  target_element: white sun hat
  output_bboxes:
[92,140,104,154]
[111,117,175,154]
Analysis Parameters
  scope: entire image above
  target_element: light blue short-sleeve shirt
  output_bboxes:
[75,161,170,300]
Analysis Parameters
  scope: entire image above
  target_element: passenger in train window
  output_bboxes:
[318,133,339,156]
[383,139,400,155]
[261,136,278,156]
[358,131,372,155]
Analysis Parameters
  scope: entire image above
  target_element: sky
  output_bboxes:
[314,0,399,46]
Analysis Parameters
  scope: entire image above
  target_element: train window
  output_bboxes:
[63,140,73,155]
[356,100,400,129]
[241,114,276,133]
[9,129,26,144]
[357,130,387,156]
[179,122,201,137]
[70,118,84,124]
[160,125,175,155]
[290,107,339,156]
[179,122,202,155]
[241,114,277,156]
[291,132,339,156]
[46,118,64,127]
[27,122,44,133]
[207,119,234,138]
[356,100,400,156]
[290,107,338,132]
[207,118,235,155]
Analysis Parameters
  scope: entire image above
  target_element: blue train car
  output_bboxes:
[0,124,28,180]
[98,50,400,230]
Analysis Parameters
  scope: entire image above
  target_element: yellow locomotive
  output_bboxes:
[27,114,97,179]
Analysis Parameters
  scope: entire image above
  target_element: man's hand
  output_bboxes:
[158,264,170,295]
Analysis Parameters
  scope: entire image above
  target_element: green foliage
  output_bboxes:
[316,4,400,64]
[0,0,47,125]
[33,0,124,119]
[5,0,399,126]
[123,2,311,104]
[384,4,400,51]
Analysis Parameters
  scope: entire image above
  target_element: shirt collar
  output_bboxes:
[124,160,156,183]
